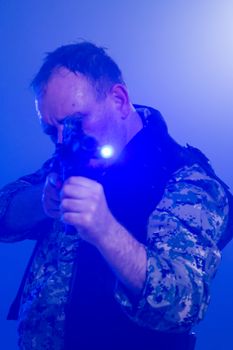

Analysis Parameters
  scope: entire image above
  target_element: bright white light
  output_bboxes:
[100,145,114,159]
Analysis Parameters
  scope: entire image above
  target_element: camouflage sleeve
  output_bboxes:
[0,158,54,242]
[115,164,229,332]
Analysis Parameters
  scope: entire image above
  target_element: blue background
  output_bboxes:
[0,1,232,349]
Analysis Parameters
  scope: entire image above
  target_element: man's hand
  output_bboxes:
[44,174,147,294]
[60,176,115,246]
[42,173,62,219]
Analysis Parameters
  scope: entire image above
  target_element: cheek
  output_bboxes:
[99,122,124,151]
[82,104,122,145]
[81,110,109,140]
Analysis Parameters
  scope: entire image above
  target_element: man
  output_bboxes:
[0,42,232,350]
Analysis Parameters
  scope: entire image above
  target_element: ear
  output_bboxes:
[109,84,131,119]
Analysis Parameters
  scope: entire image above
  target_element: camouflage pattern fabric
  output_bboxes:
[115,163,228,333]
[0,103,229,349]
[0,162,228,349]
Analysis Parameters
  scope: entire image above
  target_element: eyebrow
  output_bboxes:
[40,112,86,136]
[60,112,86,123]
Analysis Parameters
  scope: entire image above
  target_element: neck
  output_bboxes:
[126,106,143,143]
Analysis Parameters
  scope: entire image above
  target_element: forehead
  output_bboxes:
[36,67,97,121]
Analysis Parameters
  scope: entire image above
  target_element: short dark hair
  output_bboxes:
[31,41,125,98]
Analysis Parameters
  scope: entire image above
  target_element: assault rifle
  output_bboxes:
[53,117,101,181]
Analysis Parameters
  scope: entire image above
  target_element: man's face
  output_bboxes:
[36,67,128,167]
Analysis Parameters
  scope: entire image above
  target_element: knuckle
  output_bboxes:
[61,198,72,211]
[83,213,92,226]
[93,183,103,200]
[65,176,77,185]
[60,200,65,211]
[90,202,97,214]
[95,182,103,193]
[61,185,70,197]
[62,212,71,223]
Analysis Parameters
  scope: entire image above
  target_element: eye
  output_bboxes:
[61,113,87,124]
[41,121,58,143]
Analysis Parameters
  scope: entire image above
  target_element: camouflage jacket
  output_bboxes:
[0,106,230,349]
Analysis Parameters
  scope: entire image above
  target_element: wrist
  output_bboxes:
[95,214,123,251]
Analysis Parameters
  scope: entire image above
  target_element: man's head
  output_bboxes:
[33,42,142,167]
[31,41,125,100]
